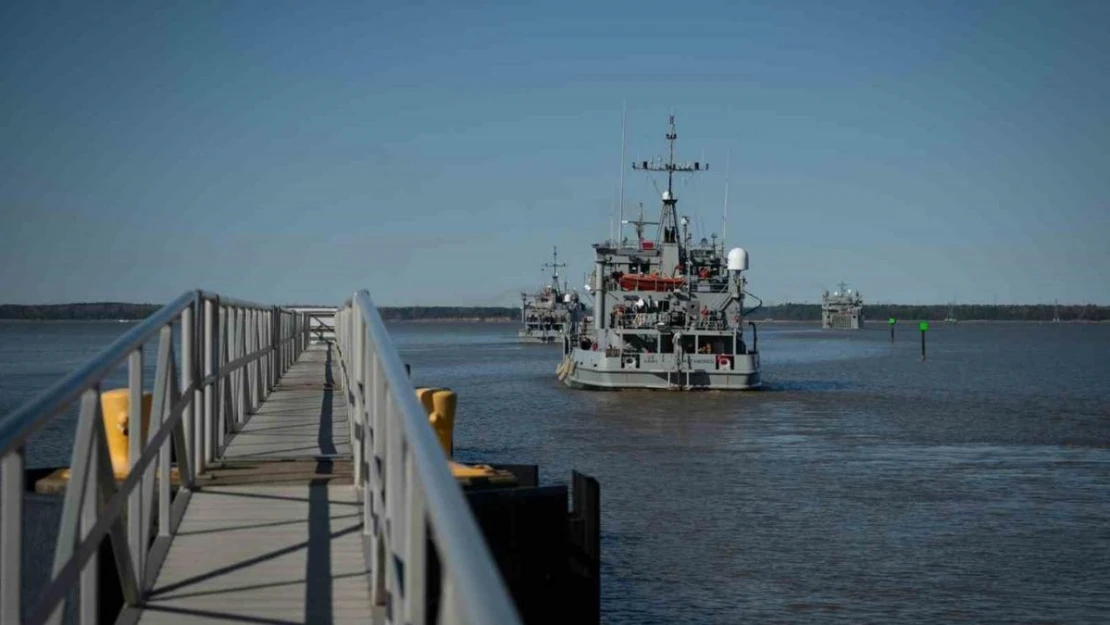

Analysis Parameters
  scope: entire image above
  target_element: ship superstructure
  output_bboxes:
[821,282,864,329]
[519,246,579,344]
[557,115,762,390]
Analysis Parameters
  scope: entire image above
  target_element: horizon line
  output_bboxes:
[2,301,1109,308]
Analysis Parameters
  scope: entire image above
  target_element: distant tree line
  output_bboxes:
[747,303,1110,322]
[378,306,517,321]
[3,302,1107,322]
[0,303,161,320]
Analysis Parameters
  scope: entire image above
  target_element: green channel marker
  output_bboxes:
[888,317,896,325]
[920,321,928,360]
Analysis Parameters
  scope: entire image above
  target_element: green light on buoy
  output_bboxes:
[888,317,896,325]
[919,321,929,332]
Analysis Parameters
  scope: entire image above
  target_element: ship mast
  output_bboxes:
[542,246,567,290]
[632,115,707,246]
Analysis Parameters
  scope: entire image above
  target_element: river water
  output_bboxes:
[2,320,1108,624]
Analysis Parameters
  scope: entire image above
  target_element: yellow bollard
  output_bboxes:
[100,388,153,479]
[414,387,456,457]
[411,387,518,488]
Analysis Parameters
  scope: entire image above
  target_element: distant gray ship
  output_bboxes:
[557,115,762,390]
[518,246,576,344]
[821,282,864,329]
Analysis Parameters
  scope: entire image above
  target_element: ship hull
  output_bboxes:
[821,316,864,330]
[517,331,561,345]
[557,349,761,391]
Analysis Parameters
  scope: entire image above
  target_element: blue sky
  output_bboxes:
[2,0,1107,306]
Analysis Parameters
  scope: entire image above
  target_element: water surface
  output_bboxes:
[2,320,1108,624]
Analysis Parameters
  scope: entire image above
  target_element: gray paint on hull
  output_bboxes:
[561,348,761,390]
[517,331,560,345]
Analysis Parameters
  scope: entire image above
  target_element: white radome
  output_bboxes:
[727,247,749,271]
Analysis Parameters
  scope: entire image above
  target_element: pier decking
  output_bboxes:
[137,343,372,624]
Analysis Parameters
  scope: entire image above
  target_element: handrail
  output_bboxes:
[336,291,522,625]
[0,291,198,457]
[0,290,312,624]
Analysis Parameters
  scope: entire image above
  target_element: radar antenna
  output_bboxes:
[632,115,708,245]
[542,246,567,285]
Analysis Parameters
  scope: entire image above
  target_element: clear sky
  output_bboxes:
[2,0,1107,306]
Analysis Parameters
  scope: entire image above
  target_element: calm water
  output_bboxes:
[2,320,1109,624]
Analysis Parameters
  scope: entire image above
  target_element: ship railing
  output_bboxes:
[611,312,730,331]
[335,291,522,625]
[0,290,310,624]
[690,319,730,331]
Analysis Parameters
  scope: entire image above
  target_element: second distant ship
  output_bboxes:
[518,246,580,344]
[821,282,864,329]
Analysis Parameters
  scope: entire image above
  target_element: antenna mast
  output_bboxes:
[722,149,730,250]
[617,101,627,245]
[631,114,707,243]
[543,246,567,286]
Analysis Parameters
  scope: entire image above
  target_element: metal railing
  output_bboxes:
[335,291,522,625]
[0,291,311,624]
[287,307,337,343]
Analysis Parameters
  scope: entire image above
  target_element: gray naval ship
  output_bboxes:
[821,282,864,329]
[556,115,763,390]
[518,246,577,344]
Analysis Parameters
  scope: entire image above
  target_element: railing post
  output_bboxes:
[156,329,173,538]
[217,305,229,453]
[181,303,195,488]
[251,309,257,409]
[237,309,248,424]
[384,396,403,607]
[258,309,266,405]
[193,298,204,476]
[272,307,279,386]
[245,308,253,413]
[80,421,100,623]
[365,350,380,538]
[202,297,215,472]
[127,348,144,586]
[268,307,276,393]
[352,314,364,484]
[0,446,24,622]
[404,455,427,624]
[227,307,237,430]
